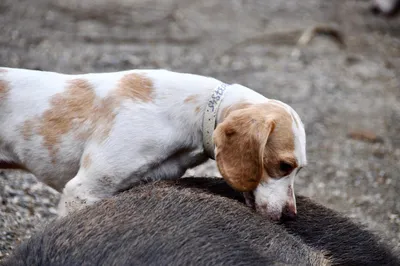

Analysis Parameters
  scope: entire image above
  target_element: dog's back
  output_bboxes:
[2,178,399,266]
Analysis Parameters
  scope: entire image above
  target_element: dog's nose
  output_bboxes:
[281,202,297,221]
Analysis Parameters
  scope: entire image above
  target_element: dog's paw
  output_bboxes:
[57,194,97,218]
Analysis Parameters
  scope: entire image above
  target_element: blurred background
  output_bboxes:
[0,0,399,260]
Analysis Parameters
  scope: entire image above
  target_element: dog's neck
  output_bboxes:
[200,82,268,159]
[152,71,267,161]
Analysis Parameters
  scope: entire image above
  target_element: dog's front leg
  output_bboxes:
[57,149,179,216]
[57,170,109,217]
[56,149,148,217]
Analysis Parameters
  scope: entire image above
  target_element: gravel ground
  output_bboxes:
[1,0,400,261]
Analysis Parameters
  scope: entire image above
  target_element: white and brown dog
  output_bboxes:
[0,68,306,219]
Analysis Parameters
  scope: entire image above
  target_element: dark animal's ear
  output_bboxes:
[213,108,274,192]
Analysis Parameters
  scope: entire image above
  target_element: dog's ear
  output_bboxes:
[214,108,274,192]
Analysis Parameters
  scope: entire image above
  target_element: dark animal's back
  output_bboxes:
[2,178,399,266]
[2,180,325,266]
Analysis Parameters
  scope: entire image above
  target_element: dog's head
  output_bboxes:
[213,100,306,221]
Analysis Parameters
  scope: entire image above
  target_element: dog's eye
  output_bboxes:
[279,161,294,176]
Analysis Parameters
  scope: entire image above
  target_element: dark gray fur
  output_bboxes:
[2,178,399,266]
[175,178,400,266]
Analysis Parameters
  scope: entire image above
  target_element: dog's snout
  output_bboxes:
[253,178,298,221]
[256,204,282,221]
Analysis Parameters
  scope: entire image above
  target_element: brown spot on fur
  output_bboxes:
[38,79,96,160]
[214,102,296,192]
[195,106,201,114]
[26,73,154,163]
[184,94,199,103]
[34,78,126,161]
[0,80,9,100]
[82,154,92,169]
[117,73,154,102]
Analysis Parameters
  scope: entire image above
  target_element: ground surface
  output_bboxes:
[0,0,400,260]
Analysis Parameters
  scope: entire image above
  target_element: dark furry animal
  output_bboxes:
[174,178,400,266]
[2,178,399,266]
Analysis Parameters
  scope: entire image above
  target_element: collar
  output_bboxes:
[202,83,229,159]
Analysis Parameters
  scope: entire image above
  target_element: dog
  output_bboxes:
[0,67,306,219]
[2,178,399,266]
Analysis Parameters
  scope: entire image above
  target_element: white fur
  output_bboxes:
[254,171,297,220]
[0,67,306,217]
